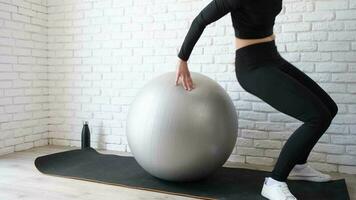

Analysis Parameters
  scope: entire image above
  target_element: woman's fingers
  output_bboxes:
[182,75,187,90]
[185,75,193,90]
[186,76,191,90]
[175,71,194,91]
[181,75,185,89]
[175,73,180,86]
[188,78,194,90]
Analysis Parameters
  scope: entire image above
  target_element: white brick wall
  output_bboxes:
[0,0,48,155]
[1,0,356,175]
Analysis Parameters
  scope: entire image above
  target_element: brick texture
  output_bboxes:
[1,0,356,174]
[0,0,48,156]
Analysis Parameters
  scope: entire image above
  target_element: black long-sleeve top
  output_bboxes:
[178,0,283,61]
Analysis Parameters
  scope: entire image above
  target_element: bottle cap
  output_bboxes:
[83,121,89,125]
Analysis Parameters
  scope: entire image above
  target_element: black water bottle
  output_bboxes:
[81,121,91,149]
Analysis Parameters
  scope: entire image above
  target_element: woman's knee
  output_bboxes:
[308,108,333,130]
[330,101,338,119]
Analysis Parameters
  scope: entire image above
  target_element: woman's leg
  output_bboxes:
[276,61,338,164]
[236,62,333,181]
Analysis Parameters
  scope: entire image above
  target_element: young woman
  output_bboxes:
[175,0,338,199]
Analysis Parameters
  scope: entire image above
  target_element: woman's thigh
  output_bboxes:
[236,64,331,122]
[276,61,338,116]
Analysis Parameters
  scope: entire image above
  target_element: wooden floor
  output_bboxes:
[0,145,355,200]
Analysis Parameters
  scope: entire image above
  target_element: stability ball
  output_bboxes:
[126,71,238,182]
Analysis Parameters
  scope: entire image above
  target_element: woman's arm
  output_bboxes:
[178,0,238,61]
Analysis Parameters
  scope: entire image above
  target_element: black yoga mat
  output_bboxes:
[34,148,350,200]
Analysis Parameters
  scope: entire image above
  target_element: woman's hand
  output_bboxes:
[175,59,194,91]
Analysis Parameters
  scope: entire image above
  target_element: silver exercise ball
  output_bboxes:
[126,71,238,182]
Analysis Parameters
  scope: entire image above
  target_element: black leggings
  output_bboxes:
[235,40,338,181]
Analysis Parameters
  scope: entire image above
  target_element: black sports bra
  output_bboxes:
[178,0,283,61]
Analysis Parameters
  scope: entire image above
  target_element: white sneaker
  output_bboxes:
[288,163,331,182]
[261,177,297,200]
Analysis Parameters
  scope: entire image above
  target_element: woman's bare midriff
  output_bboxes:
[235,33,275,50]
